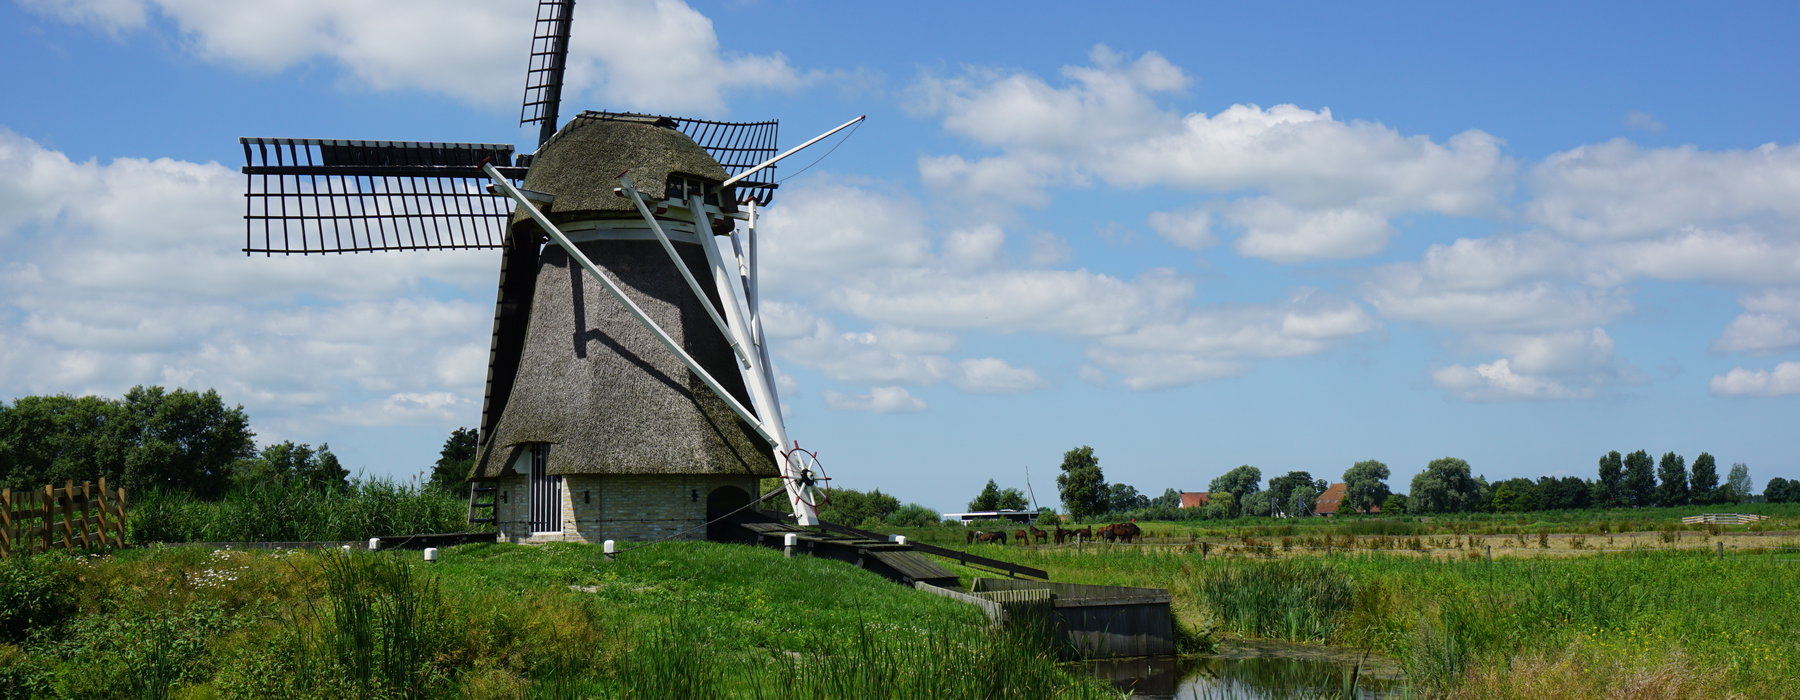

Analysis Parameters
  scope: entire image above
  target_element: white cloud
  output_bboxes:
[1528,139,1800,240]
[952,358,1048,394]
[822,386,927,413]
[1623,111,1665,133]
[25,0,806,114]
[1146,208,1215,251]
[1431,328,1630,401]
[912,49,1512,262]
[1714,289,1800,354]
[1085,291,1376,389]
[1709,362,1800,397]
[1432,359,1587,401]
[1365,280,1632,333]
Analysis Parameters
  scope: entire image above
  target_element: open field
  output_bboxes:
[0,542,1118,699]
[908,534,1800,698]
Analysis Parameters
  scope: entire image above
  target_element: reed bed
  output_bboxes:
[125,477,472,544]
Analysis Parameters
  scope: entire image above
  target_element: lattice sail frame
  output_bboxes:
[240,138,527,255]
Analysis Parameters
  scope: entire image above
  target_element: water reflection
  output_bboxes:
[1084,643,1405,699]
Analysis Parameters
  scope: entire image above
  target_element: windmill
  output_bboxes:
[238,0,859,543]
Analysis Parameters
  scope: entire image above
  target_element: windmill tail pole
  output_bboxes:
[480,162,779,451]
[720,114,865,189]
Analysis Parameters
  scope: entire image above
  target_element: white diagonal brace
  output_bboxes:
[617,175,751,369]
[690,195,817,525]
[482,162,777,449]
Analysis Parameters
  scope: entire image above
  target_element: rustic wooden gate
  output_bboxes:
[0,478,128,558]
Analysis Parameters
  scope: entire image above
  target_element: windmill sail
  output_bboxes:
[521,0,577,147]
[240,138,528,255]
[572,112,781,205]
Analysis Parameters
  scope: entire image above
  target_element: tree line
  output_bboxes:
[0,387,365,499]
[1031,445,1794,524]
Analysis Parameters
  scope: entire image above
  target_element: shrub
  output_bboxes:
[0,555,78,643]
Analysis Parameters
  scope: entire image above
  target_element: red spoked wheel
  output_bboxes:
[779,441,830,510]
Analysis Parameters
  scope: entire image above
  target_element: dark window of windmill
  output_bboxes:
[664,175,722,206]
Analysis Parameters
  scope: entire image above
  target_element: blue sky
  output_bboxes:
[2,0,1797,514]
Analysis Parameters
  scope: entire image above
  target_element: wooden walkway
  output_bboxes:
[737,520,961,588]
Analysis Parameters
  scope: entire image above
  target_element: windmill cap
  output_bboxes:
[515,111,730,223]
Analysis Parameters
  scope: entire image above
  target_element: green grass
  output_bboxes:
[126,477,474,544]
[908,541,1799,698]
[0,541,1121,699]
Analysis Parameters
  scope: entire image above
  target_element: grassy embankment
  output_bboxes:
[893,511,1800,698]
[0,541,1119,699]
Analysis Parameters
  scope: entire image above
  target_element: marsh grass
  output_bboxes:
[126,477,472,544]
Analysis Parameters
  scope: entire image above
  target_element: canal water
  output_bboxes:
[1083,640,1406,699]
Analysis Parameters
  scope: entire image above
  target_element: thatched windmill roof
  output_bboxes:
[472,113,776,480]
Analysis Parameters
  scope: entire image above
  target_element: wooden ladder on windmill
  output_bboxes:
[467,483,499,525]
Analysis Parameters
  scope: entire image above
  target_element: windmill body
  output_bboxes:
[472,113,776,543]
[238,1,839,545]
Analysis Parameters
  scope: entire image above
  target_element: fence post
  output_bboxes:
[1486,545,1492,562]
[59,480,77,551]
[115,483,128,545]
[1717,541,1724,560]
[0,488,12,558]
[77,481,93,549]
[91,481,110,549]
[41,484,54,553]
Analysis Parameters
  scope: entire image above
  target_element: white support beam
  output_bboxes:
[618,176,752,369]
[482,163,778,450]
[691,195,817,525]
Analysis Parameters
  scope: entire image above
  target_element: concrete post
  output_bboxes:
[367,537,381,551]
[783,532,797,558]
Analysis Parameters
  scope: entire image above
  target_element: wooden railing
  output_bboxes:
[1681,513,1769,525]
[0,479,128,558]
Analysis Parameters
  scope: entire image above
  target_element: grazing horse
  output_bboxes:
[971,530,1007,545]
[1116,522,1142,543]
[1029,526,1048,545]
[1074,526,1094,543]
[1014,529,1029,545]
[1054,526,1072,545]
[966,529,975,544]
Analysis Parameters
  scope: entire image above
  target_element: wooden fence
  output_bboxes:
[1681,513,1769,525]
[0,478,128,558]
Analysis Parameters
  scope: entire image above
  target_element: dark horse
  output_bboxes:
[1029,526,1048,545]
[1054,526,1073,544]
[1014,529,1029,545]
[1099,522,1142,543]
[967,530,1007,545]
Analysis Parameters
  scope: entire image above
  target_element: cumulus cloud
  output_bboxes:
[0,131,493,440]
[1431,328,1630,401]
[911,49,1513,262]
[952,358,1048,394]
[821,386,927,413]
[1084,291,1377,390]
[1146,209,1215,251]
[1432,359,1588,401]
[1709,362,1800,397]
[1713,289,1800,354]
[23,0,807,114]
[1528,139,1800,241]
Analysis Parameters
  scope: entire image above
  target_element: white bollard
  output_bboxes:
[368,537,381,551]
[340,544,352,553]
[783,532,797,558]
[423,547,439,563]
[603,539,616,561]
[895,535,907,545]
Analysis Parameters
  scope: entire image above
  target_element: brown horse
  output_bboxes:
[1014,529,1029,545]
[1074,526,1094,543]
[1098,522,1142,544]
[1054,526,1073,544]
[1029,526,1048,545]
[972,530,1007,545]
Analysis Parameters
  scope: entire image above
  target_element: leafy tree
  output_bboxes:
[428,427,478,492]
[1595,451,1624,507]
[1622,450,1656,507]
[1342,460,1391,514]
[1538,475,1592,511]
[235,441,347,491]
[1207,465,1262,515]
[1287,483,1320,517]
[1688,452,1719,505]
[1266,471,1320,517]
[1055,446,1107,521]
[1489,478,1539,513]
[1152,488,1182,509]
[1107,483,1149,514]
[996,487,1029,511]
[968,479,1002,511]
[1724,463,1753,504]
[1765,477,1800,504]
[886,503,939,527]
[1243,489,1273,517]
[1382,493,1409,514]
[1655,452,1689,506]
[819,487,900,525]
[1203,491,1237,520]
[1409,457,1481,513]
[0,387,254,498]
